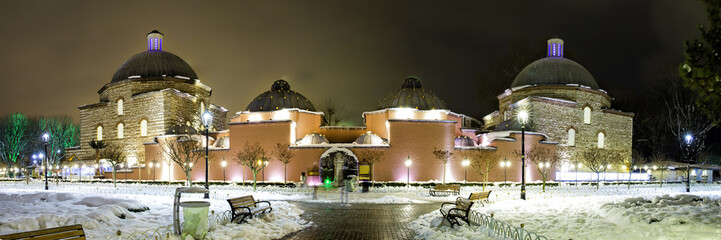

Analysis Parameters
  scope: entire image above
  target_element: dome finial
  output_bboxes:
[147,30,164,51]
[547,38,564,58]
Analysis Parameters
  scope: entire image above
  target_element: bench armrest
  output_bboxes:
[448,208,468,216]
[255,200,271,208]
[441,202,457,208]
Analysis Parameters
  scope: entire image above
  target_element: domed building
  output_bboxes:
[483,38,634,171]
[68,30,228,168]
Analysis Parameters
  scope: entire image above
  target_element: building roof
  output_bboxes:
[245,80,316,112]
[511,39,599,89]
[111,50,198,83]
[493,119,535,132]
[378,77,447,110]
[511,57,598,89]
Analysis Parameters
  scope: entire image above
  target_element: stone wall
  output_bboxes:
[72,79,227,166]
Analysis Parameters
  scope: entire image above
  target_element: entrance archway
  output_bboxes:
[319,147,358,186]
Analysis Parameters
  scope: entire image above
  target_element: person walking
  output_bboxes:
[340,175,357,206]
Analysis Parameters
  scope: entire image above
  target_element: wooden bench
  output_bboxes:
[227,195,272,224]
[439,197,474,228]
[468,190,492,206]
[0,224,85,240]
[429,184,461,196]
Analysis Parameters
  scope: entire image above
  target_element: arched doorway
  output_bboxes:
[319,147,358,186]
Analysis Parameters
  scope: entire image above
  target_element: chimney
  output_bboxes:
[547,38,564,58]
[147,30,163,51]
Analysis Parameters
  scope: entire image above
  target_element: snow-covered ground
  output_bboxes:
[4,180,721,240]
[0,181,310,239]
[410,183,721,240]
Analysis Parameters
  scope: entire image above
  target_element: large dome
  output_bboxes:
[245,80,316,112]
[511,57,598,89]
[111,51,198,83]
[510,38,599,89]
[378,77,447,110]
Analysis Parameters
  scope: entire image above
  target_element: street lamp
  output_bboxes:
[461,159,470,184]
[202,110,212,199]
[500,161,510,184]
[404,157,412,188]
[221,159,227,182]
[517,110,529,200]
[42,133,50,190]
[684,133,694,192]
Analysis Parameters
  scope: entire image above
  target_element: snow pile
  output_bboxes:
[207,201,309,240]
[599,194,721,238]
[0,191,153,238]
[409,211,492,240]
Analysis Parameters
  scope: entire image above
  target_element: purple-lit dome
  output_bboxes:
[111,30,198,83]
[378,76,447,110]
[511,38,599,89]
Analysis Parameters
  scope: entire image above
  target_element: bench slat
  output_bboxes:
[0,224,84,240]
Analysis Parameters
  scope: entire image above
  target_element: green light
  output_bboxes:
[324,179,331,184]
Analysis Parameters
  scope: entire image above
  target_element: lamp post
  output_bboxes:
[42,133,49,190]
[461,159,470,184]
[518,110,528,200]
[685,134,693,192]
[221,159,227,183]
[500,161,510,184]
[404,157,412,188]
[202,110,212,199]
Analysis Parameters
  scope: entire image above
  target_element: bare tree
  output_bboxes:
[650,153,671,187]
[161,135,206,186]
[88,140,106,175]
[318,98,346,126]
[432,147,453,184]
[100,143,127,188]
[464,150,499,191]
[234,141,269,191]
[577,148,622,189]
[356,149,385,187]
[272,143,294,185]
[525,146,560,192]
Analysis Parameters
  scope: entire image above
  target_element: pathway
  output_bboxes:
[280,201,441,240]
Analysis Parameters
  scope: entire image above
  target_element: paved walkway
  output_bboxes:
[280,201,441,240]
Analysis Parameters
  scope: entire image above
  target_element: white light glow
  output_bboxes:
[273,109,291,121]
[248,114,263,122]
[395,108,415,119]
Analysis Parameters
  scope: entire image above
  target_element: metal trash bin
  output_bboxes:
[180,201,210,239]
[361,181,370,193]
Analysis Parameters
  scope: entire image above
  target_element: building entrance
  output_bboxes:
[319,147,358,187]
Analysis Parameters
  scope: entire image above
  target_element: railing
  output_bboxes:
[103,224,173,240]
[468,210,548,240]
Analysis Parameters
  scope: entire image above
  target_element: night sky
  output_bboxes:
[0,1,707,125]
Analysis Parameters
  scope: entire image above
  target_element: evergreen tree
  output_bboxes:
[681,0,721,124]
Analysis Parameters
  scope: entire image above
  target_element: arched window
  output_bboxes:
[97,126,103,141]
[200,102,205,115]
[140,120,148,137]
[597,132,605,148]
[117,123,124,139]
[583,107,591,124]
[568,128,576,146]
[117,99,124,115]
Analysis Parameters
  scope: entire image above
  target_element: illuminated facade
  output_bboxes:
[69,32,588,184]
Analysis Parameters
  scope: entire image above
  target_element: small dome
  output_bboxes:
[378,77,447,110]
[297,133,329,145]
[511,58,598,89]
[454,136,476,147]
[246,80,316,112]
[165,125,198,135]
[353,132,386,145]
